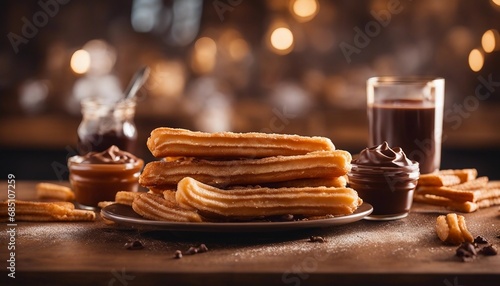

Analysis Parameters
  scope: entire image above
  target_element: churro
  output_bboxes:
[413,193,479,213]
[416,186,480,202]
[115,191,141,206]
[146,127,335,158]
[0,200,95,222]
[132,193,202,222]
[175,177,362,219]
[437,169,477,183]
[415,168,500,212]
[451,176,488,190]
[435,213,473,245]
[265,176,347,188]
[36,182,75,201]
[416,177,497,203]
[417,174,461,187]
[139,150,351,189]
[98,201,115,209]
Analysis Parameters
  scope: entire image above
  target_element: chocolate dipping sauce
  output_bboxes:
[368,99,439,174]
[348,142,419,220]
[68,145,143,207]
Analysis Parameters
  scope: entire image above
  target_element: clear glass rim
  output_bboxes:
[368,76,444,85]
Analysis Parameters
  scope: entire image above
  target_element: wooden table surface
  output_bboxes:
[1,181,499,286]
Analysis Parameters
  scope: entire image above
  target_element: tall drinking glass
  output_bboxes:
[367,77,445,174]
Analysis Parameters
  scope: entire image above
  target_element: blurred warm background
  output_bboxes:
[1,0,500,180]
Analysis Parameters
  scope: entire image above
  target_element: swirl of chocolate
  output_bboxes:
[353,141,414,167]
[80,145,139,164]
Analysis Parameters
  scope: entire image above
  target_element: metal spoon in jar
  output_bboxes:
[103,66,150,127]
[123,66,150,101]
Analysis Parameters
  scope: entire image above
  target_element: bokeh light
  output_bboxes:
[228,38,250,61]
[291,0,319,22]
[481,29,499,53]
[468,49,484,72]
[152,60,186,98]
[70,49,91,74]
[270,27,294,54]
[191,37,217,74]
[82,39,116,75]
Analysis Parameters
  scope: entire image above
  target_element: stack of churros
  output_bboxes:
[131,127,361,222]
[414,169,500,212]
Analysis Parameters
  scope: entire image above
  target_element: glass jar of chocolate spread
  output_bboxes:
[77,98,137,155]
[348,142,419,221]
[68,145,144,207]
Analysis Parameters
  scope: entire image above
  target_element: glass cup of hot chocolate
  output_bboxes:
[367,77,444,174]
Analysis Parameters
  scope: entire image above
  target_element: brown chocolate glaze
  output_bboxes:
[78,145,139,164]
[355,141,414,168]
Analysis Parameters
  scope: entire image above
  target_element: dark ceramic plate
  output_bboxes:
[101,203,373,232]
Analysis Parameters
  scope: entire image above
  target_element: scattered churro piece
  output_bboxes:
[416,186,480,202]
[476,197,500,209]
[175,177,362,219]
[418,174,461,187]
[36,182,75,201]
[452,177,489,190]
[0,200,95,222]
[486,180,500,189]
[57,209,96,221]
[98,201,115,209]
[457,215,474,243]
[436,213,474,245]
[115,191,141,206]
[437,169,478,183]
[413,193,479,213]
[139,150,352,189]
[132,193,202,222]
[417,179,500,203]
[146,127,335,158]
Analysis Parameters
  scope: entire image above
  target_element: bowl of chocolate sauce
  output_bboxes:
[68,145,144,208]
[348,142,419,220]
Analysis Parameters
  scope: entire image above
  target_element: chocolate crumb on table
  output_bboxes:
[174,250,183,259]
[124,240,144,250]
[455,236,498,262]
[309,236,326,243]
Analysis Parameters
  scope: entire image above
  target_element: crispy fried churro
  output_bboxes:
[115,191,141,206]
[416,186,481,202]
[435,213,473,245]
[97,201,115,209]
[415,168,500,212]
[437,169,477,183]
[265,176,347,188]
[139,150,351,189]
[416,177,497,203]
[413,193,479,213]
[175,177,361,219]
[146,127,335,158]
[451,176,489,190]
[132,193,202,222]
[0,200,95,222]
[417,174,461,187]
[36,182,75,201]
